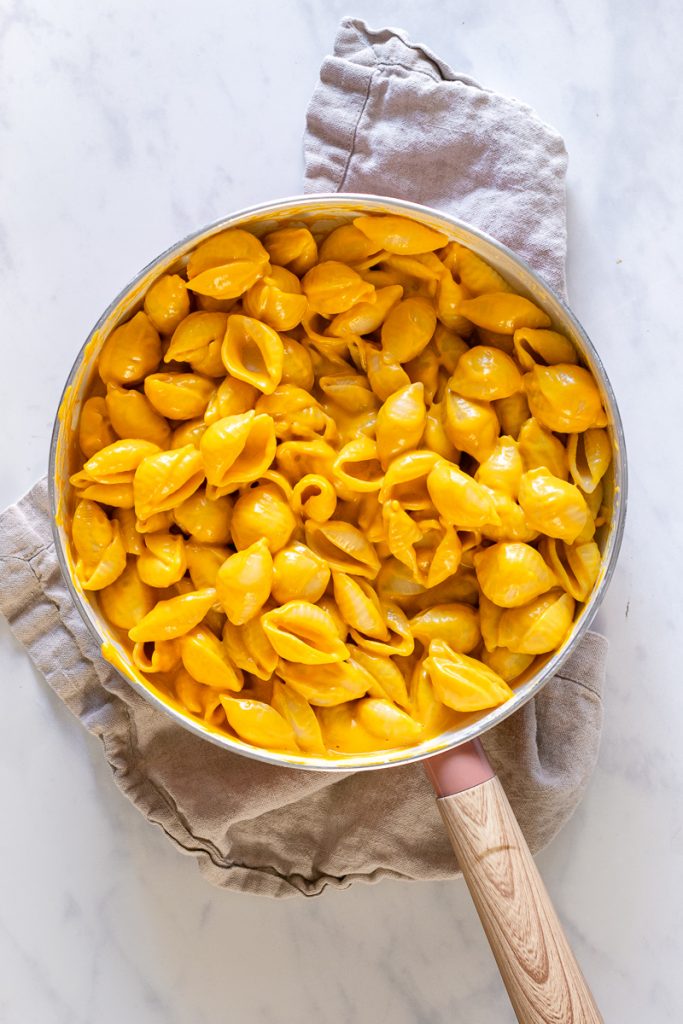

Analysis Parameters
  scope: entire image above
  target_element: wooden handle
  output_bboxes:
[436,775,602,1023]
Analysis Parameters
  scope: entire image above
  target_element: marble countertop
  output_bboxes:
[1,1,681,1021]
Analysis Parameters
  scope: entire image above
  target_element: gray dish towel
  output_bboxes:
[0,19,606,899]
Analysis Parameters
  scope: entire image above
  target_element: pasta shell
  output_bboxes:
[131,638,180,675]
[185,542,231,590]
[332,573,388,641]
[221,314,284,394]
[316,703,392,753]
[518,417,569,479]
[317,597,349,641]
[333,437,384,493]
[363,342,412,401]
[280,335,315,390]
[143,274,190,334]
[305,520,380,579]
[404,344,441,403]
[74,482,134,509]
[144,372,214,420]
[524,364,604,433]
[291,474,337,522]
[262,601,349,664]
[375,383,426,466]
[427,460,501,529]
[98,311,161,386]
[318,373,377,413]
[174,668,225,725]
[480,647,535,683]
[457,293,551,333]
[186,260,266,300]
[382,499,422,576]
[443,390,500,461]
[223,616,278,680]
[518,468,590,543]
[278,657,373,706]
[171,419,207,449]
[79,397,116,458]
[356,697,423,745]
[479,493,538,544]
[172,487,233,545]
[424,639,514,712]
[327,285,403,337]
[230,482,296,552]
[494,392,531,439]
[200,411,276,495]
[433,324,470,373]
[72,500,126,590]
[351,648,410,709]
[256,385,336,443]
[479,594,504,652]
[135,510,173,535]
[378,450,441,510]
[180,625,243,691]
[567,428,612,493]
[276,439,337,483]
[302,260,374,315]
[243,270,308,332]
[538,537,602,603]
[271,680,326,754]
[449,346,522,401]
[263,227,318,275]
[435,272,473,334]
[78,438,162,486]
[350,601,414,657]
[425,524,463,589]
[203,375,259,424]
[133,444,204,520]
[113,507,144,555]
[474,542,557,608]
[353,215,447,255]
[220,695,298,752]
[424,401,459,461]
[474,435,523,498]
[272,542,330,604]
[98,559,155,630]
[187,229,269,279]
[216,538,272,625]
[410,603,481,653]
[497,589,575,655]
[319,223,381,263]
[409,658,460,735]
[105,385,172,448]
[513,327,578,370]
[137,531,187,588]
[376,557,427,607]
[128,587,217,642]
[380,297,436,363]
[164,311,228,376]
[441,242,512,295]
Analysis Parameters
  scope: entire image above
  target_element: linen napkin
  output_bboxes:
[0,19,606,898]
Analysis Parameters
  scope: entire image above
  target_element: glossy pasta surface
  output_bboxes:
[66,213,612,759]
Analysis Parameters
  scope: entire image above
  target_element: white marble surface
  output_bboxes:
[0,1,681,1021]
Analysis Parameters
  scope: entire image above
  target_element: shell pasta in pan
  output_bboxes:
[66,213,611,757]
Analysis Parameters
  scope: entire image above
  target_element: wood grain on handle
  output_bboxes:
[437,777,602,1024]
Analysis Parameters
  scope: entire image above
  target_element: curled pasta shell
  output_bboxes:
[128,587,217,642]
[449,346,522,401]
[185,542,231,589]
[105,385,172,448]
[378,450,441,510]
[424,639,514,712]
[474,435,523,498]
[380,297,437,363]
[221,314,284,394]
[474,542,557,608]
[538,537,602,603]
[74,482,134,509]
[262,600,349,664]
[271,680,326,754]
[133,444,204,520]
[263,226,318,276]
[441,241,512,295]
[497,589,575,655]
[356,697,423,745]
[98,311,161,386]
[479,493,538,544]
[353,215,447,255]
[204,375,259,424]
[350,601,414,657]
[327,285,403,337]
[567,428,612,493]
[132,638,180,675]
[223,615,278,680]
[174,668,225,724]
[524,364,604,433]
[351,648,410,709]
[292,474,337,522]
[481,647,535,683]
[404,344,441,403]
[410,603,481,653]
[186,260,266,300]
[272,542,331,604]
[200,411,276,495]
[518,417,569,480]
[375,382,426,466]
[457,293,551,333]
[144,372,214,420]
[494,392,531,439]
[216,538,272,625]
[114,507,144,555]
[305,520,381,579]
[435,272,473,335]
[333,437,384,493]
[172,487,233,545]
[424,401,458,461]
[409,658,459,735]
[362,342,412,401]
[479,594,503,652]
[443,390,500,462]
[220,695,298,752]
[256,385,336,443]
[316,703,391,753]
[180,625,243,691]
[513,327,577,370]
[164,311,228,376]
[79,397,116,458]
[427,459,501,529]
[143,274,190,334]
[281,335,315,390]
[137,531,187,587]
[302,260,374,315]
[518,468,590,544]
[230,482,297,552]
[318,373,377,414]
[72,500,126,590]
[278,657,373,707]
[98,558,156,629]
[319,223,381,263]
[332,573,388,641]
[187,228,269,279]
[382,499,422,577]
[78,438,162,486]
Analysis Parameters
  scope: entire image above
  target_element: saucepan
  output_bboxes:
[50,194,626,1023]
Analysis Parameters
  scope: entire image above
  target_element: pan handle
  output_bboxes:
[426,741,603,1024]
